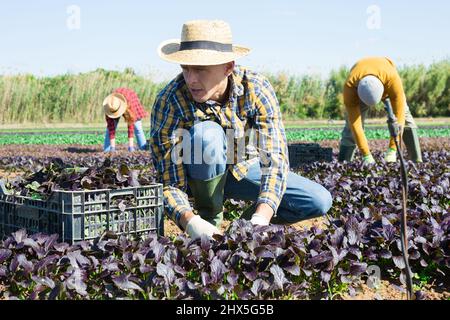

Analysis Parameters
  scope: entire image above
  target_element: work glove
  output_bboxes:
[362,153,375,164]
[250,213,270,226]
[384,148,397,163]
[128,146,135,152]
[185,215,222,240]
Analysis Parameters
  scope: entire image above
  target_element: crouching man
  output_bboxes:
[150,20,332,239]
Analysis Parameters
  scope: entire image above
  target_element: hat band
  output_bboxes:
[179,40,232,52]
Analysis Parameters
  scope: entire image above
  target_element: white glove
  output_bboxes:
[362,154,376,164]
[384,148,397,163]
[250,213,270,226]
[185,215,221,240]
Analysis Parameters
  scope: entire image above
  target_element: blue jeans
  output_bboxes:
[103,119,147,151]
[184,121,333,223]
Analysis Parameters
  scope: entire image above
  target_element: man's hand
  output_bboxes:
[362,153,375,164]
[250,203,273,226]
[250,214,270,226]
[185,215,222,240]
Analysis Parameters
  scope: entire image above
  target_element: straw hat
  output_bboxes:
[103,93,128,119]
[157,20,251,66]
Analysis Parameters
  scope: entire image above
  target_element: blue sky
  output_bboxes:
[0,0,449,81]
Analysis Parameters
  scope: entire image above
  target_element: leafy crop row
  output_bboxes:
[1,150,448,300]
[0,128,448,145]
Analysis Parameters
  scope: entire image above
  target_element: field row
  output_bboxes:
[0,128,448,145]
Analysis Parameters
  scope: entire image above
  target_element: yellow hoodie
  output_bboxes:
[344,57,406,155]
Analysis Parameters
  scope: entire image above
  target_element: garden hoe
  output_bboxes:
[384,101,414,300]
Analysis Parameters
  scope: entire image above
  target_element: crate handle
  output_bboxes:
[0,180,11,195]
[109,189,136,198]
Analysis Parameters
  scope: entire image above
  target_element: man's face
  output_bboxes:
[181,62,234,103]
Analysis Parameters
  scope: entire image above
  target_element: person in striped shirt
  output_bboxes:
[103,88,149,152]
[338,57,423,164]
[150,20,332,240]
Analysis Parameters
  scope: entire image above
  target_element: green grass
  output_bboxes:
[0,69,166,124]
[283,121,450,129]
[0,133,108,145]
[1,118,446,134]
[0,127,448,145]
[1,59,449,124]
[0,127,107,133]
[286,128,450,142]
[0,123,151,133]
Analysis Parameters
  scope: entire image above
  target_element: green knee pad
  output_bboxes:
[187,171,228,228]
[402,127,423,163]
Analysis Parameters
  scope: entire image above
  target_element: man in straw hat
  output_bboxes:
[103,88,149,152]
[150,20,332,240]
[338,57,423,164]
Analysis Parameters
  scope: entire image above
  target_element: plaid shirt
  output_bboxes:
[106,88,149,139]
[149,66,289,227]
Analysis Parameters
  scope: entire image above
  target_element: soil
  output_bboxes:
[163,217,232,239]
[0,169,24,180]
[0,287,4,300]
[304,137,450,151]
[292,217,326,230]
[1,117,447,130]
[0,137,448,160]
[342,280,450,300]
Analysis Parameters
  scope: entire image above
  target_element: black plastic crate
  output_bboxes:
[0,184,164,244]
[0,195,59,237]
[288,143,333,168]
[317,148,333,162]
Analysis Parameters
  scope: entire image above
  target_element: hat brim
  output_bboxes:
[157,39,251,65]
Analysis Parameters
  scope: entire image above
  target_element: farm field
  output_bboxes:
[0,0,450,304]
[2,0,449,304]
[0,131,448,300]
[0,126,448,146]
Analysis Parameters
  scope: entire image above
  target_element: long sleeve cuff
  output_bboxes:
[163,186,192,229]
[257,191,283,216]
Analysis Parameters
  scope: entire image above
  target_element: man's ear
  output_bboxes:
[225,61,235,76]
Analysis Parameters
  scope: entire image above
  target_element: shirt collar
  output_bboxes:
[230,70,244,98]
